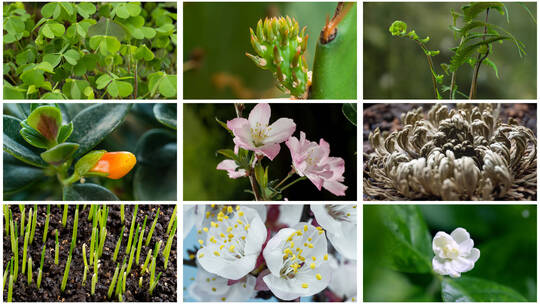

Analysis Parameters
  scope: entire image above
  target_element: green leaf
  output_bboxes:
[378,205,433,273]
[43,53,62,68]
[25,105,62,141]
[87,18,126,41]
[462,2,505,23]
[20,124,50,149]
[57,122,73,143]
[77,2,96,19]
[134,44,154,61]
[63,183,119,201]
[449,37,512,73]
[74,150,106,176]
[158,75,177,98]
[442,277,527,302]
[153,103,177,129]
[116,5,130,19]
[89,35,121,56]
[21,69,44,86]
[483,58,499,79]
[41,22,65,38]
[3,82,26,99]
[63,49,81,65]
[96,74,112,89]
[3,115,48,168]
[133,129,176,201]
[342,103,357,126]
[4,152,45,195]
[106,80,133,98]
[69,104,132,158]
[40,142,79,165]
[141,27,156,39]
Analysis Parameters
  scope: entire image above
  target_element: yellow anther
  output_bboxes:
[318,231,323,235]
[298,255,305,261]
[189,254,195,259]
[206,211,211,218]
[323,254,328,260]
[310,263,316,269]
[198,240,204,245]
[237,220,244,225]
[199,253,204,258]
[228,234,234,239]
[211,222,218,228]
[203,227,209,232]
[244,224,250,231]
[308,237,312,241]
[347,213,351,216]
[307,243,314,248]
[236,206,241,211]
[219,245,225,250]
[316,226,323,231]
[312,256,316,261]
[221,297,226,301]
[241,236,246,240]
[214,251,220,256]
[211,204,215,208]
[296,231,303,236]
[226,227,233,233]
[224,215,229,219]
[304,225,308,232]
[239,211,245,217]
[212,287,216,292]
[220,232,226,238]
[227,206,233,213]
[301,283,308,288]
[316,273,322,280]
[210,237,217,244]
[289,241,294,248]
[197,230,201,234]
[229,245,235,252]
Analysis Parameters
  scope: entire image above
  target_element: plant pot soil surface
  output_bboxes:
[3,204,177,302]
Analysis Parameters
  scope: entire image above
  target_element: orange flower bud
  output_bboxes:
[89,152,136,179]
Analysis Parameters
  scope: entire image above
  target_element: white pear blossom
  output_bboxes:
[311,205,357,260]
[328,257,357,301]
[432,227,480,278]
[262,223,331,300]
[197,206,267,280]
[188,265,256,302]
[183,205,206,239]
[278,205,303,227]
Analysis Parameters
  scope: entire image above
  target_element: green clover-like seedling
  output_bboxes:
[246,16,310,99]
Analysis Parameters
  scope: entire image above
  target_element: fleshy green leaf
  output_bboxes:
[69,104,132,158]
[342,103,357,126]
[74,150,106,176]
[442,277,527,302]
[40,142,79,165]
[153,103,177,129]
[25,105,62,141]
[63,183,120,201]
[4,152,45,195]
[57,122,74,143]
[3,115,48,168]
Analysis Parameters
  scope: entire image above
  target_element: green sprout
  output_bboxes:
[42,205,50,244]
[89,227,97,265]
[145,208,159,246]
[61,253,72,292]
[149,272,162,295]
[120,205,125,224]
[70,205,79,252]
[62,204,68,227]
[126,224,139,274]
[22,216,30,274]
[10,217,18,281]
[141,249,152,273]
[98,226,107,258]
[153,240,163,259]
[3,259,10,289]
[113,226,125,262]
[8,274,13,302]
[54,229,59,265]
[37,244,46,288]
[82,243,89,286]
[108,263,120,298]
[163,218,177,269]
[136,215,148,264]
[20,206,25,237]
[27,257,33,285]
[88,204,95,221]
[166,205,177,234]
[4,205,9,236]
[126,204,138,255]
[30,204,37,244]
[91,273,98,295]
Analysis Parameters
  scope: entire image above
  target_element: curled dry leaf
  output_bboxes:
[364,104,537,201]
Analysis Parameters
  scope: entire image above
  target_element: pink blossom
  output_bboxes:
[285,132,347,196]
[216,159,247,179]
[227,103,296,160]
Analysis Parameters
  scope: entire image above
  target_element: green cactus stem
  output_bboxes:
[311,2,357,99]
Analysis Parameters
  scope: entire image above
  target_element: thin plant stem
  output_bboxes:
[145,208,159,246]
[61,254,72,292]
[54,229,59,265]
[29,205,37,244]
[62,205,68,227]
[136,216,147,264]
[42,205,50,244]
[469,9,490,99]
[107,264,120,298]
[113,226,125,262]
[126,205,138,255]
[279,176,307,192]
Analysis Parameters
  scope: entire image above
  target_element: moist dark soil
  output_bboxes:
[3,204,177,302]
[363,103,537,153]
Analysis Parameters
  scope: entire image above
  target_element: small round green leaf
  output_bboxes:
[26,105,62,141]
[158,75,177,98]
[64,49,81,65]
[40,142,80,165]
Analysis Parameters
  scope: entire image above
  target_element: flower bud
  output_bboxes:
[88,152,136,179]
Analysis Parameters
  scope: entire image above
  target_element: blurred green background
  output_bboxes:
[183,2,343,99]
[364,2,537,99]
[183,103,357,200]
[364,205,537,301]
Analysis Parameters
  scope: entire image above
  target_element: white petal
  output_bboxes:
[432,231,456,257]
[278,205,303,227]
[450,227,470,244]
[248,103,271,128]
[263,118,296,144]
[263,273,301,301]
[327,224,357,260]
[243,207,267,256]
[458,239,474,254]
[311,205,343,236]
[263,228,297,276]
[197,249,257,280]
[328,260,357,299]
[465,247,480,263]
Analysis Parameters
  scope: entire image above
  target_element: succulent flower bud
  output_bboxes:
[246,16,310,98]
[89,152,136,179]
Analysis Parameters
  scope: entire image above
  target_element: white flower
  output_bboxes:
[262,223,331,301]
[188,265,256,302]
[183,205,206,239]
[196,206,267,280]
[432,227,480,278]
[216,159,247,179]
[278,205,303,227]
[311,205,357,260]
[328,257,357,301]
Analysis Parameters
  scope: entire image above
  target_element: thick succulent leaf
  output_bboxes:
[4,152,46,194]
[69,104,132,158]
[3,115,47,168]
[63,183,119,201]
[153,103,177,129]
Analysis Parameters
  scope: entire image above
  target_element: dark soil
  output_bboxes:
[3,204,177,302]
[363,103,538,153]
